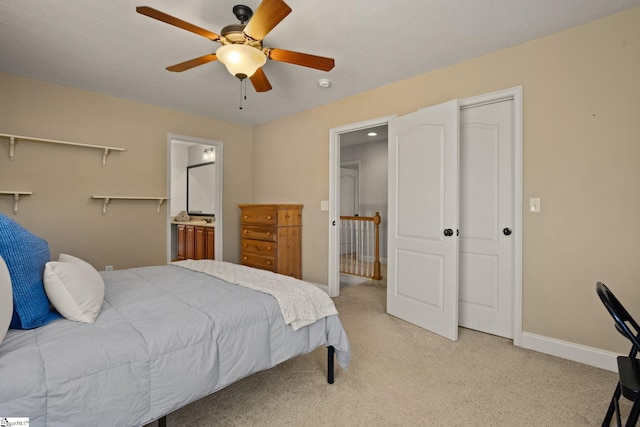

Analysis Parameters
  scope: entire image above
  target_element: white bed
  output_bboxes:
[0,253,350,426]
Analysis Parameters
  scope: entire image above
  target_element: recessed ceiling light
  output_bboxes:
[367,132,377,136]
[317,78,331,88]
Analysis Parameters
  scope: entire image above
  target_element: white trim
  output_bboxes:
[309,282,330,295]
[522,332,618,372]
[166,134,224,264]
[329,116,395,297]
[459,86,523,346]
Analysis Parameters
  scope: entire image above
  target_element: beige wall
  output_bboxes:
[252,7,640,354]
[0,73,253,269]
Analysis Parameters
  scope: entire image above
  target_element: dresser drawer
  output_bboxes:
[242,253,277,272]
[242,238,276,256]
[241,209,278,225]
[242,225,277,242]
[238,204,302,279]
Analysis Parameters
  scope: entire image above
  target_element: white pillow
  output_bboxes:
[0,255,13,344]
[44,254,105,323]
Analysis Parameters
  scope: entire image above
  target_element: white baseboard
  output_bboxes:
[310,282,330,295]
[521,332,618,372]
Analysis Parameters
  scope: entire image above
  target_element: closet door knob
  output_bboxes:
[503,227,512,236]
[443,228,454,237]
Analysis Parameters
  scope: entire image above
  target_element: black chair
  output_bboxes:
[596,282,640,426]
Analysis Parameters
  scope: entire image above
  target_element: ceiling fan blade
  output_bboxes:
[136,6,220,41]
[250,68,272,92]
[166,54,218,72]
[243,0,292,41]
[268,48,335,71]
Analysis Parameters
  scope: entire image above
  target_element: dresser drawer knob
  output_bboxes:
[267,246,272,251]
[243,229,248,234]
[243,215,248,219]
[267,215,272,220]
[266,261,272,265]
[243,256,248,261]
[266,232,271,236]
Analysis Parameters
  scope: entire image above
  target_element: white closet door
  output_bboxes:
[459,99,514,338]
[387,100,460,341]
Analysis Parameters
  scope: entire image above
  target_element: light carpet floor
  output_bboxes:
[146,280,623,426]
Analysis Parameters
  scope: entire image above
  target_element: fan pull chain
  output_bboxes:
[238,79,248,110]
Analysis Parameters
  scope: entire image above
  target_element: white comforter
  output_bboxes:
[0,263,350,426]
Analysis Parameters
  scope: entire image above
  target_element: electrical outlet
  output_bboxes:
[105,265,114,271]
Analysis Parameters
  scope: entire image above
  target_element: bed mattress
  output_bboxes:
[0,264,350,426]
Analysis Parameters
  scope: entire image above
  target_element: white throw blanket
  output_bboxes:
[172,260,338,331]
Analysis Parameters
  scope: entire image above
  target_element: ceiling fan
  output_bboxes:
[136,0,335,93]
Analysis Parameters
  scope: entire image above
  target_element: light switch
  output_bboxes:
[529,197,541,213]
[320,200,329,211]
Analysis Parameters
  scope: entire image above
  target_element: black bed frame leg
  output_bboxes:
[327,345,335,384]
[158,415,167,427]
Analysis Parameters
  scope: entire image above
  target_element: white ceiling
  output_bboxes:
[340,125,388,147]
[1,1,638,126]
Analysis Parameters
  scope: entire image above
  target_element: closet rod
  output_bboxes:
[0,133,126,167]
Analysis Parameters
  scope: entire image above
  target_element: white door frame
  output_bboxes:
[166,133,224,263]
[328,86,522,346]
[329,116,395,296]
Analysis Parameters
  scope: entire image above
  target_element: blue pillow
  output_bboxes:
[0,214,60,329]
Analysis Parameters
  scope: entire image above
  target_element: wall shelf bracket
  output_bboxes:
[0,191,33,214]
[8,136,15,160]
[102,148,111,168]
[156,198,165,214]
[101,197,111,215]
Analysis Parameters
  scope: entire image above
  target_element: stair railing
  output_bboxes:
[339,212,381,280]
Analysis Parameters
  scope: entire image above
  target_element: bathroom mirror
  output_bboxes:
[187,162,215,216]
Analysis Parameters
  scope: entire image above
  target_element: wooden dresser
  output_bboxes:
[239,204,302,279]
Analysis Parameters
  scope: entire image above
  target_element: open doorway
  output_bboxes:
[166,134,223,263]
[329,118,393,296]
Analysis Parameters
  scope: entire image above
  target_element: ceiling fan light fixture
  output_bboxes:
[216,44,266,80]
